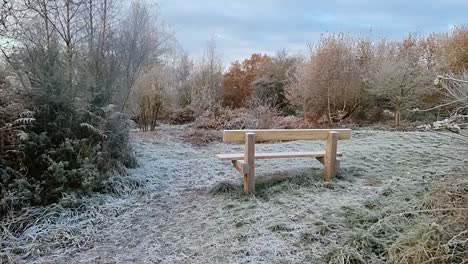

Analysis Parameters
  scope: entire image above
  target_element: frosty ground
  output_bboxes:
[27,125,465,263]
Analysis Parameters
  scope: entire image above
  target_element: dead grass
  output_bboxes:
[321,175,468,264]
[387,179,468,264]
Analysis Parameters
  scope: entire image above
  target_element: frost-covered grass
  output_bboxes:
[6,125,467,263]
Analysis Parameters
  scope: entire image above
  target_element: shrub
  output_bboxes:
[136,93,163,131]
[0,100,137,218]
[168,106,196,124]
[274,116,316,129]
[182,129,222,146]
[251,105,279,129]
[194,107,281,130]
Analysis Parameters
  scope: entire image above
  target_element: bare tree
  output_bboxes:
[434,74,468,113]
[368,36,433,127]
[174,50,193,107]
[24,0,86,95]
[118,0,174,112]
[191,38,223,110]
[82,0,120,105]
[287,33,361,123]
[133,66,169,131]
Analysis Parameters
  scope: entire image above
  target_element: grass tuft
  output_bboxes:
[267,222,294,232]
[340,206,380,229]
[209,181,242,195]
[325,246,366,264]
[387,222,449,264]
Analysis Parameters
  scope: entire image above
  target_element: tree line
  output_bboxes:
[135,27,468,130]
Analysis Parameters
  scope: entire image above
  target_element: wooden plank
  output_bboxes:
[244,133,255,194]
[217,152,343,161]
[324,131,338,181]
[223,129,351,142]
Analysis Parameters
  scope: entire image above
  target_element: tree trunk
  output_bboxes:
[327,86,333,124]
[395,104,401,127]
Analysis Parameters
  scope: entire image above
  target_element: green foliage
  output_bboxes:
[252,75,288,111]
[0,99,137,217]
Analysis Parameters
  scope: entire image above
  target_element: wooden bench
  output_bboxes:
[216,129,352,194]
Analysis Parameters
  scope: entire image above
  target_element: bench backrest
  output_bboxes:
[223,129,352,142]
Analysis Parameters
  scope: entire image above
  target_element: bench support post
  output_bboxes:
[244,133,255,194]
[324,131,338,181]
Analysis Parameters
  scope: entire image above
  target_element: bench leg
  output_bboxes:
[244,133,255,194]
[324,131,338,181]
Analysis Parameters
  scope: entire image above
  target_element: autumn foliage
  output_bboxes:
[121,25,468,128]
[223,54,271,107]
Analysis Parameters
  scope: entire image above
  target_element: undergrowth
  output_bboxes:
[0,85,139,262]
[0,102,137,215]
[324,175,468,264]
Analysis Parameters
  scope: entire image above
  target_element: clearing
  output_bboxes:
[29,125,465,263]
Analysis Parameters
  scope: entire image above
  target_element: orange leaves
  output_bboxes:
[223,54,272,108]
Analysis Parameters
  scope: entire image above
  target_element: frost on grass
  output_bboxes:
[6,126,467,263]
[0,176,144,263]
[1,204,101,262]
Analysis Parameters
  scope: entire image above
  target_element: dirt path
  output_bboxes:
[32,125,464,263]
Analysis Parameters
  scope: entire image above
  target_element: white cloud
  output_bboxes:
[159,0,468,64]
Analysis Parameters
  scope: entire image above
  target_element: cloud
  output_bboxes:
[158,0,468,65]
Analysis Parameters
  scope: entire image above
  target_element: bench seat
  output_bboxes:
[217,151,343,161]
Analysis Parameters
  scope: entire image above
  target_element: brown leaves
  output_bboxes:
[444,26,468,73]
[223,53,272,108]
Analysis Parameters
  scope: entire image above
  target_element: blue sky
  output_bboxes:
[158,0,468,65]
